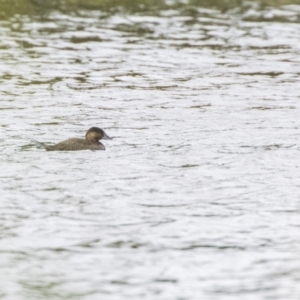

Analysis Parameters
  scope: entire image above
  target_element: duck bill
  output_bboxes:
[102,132,112,140]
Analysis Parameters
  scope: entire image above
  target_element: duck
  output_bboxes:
[34,127,111,151]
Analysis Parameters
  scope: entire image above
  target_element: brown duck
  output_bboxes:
[33,127,111,151]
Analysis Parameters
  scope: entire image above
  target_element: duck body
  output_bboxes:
[46,138,105,151]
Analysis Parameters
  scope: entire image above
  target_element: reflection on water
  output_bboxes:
[1,0,300,18]
[1,0,300,299]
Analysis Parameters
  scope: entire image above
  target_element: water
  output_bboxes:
[1,2,300,299]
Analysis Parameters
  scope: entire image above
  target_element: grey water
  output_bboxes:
[1,2,300,299]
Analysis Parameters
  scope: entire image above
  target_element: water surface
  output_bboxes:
[1,2,300,299]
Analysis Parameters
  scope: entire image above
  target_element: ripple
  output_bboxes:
[1,3,300,300]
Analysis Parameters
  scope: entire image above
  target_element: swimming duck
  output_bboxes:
[36,127,111,151]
